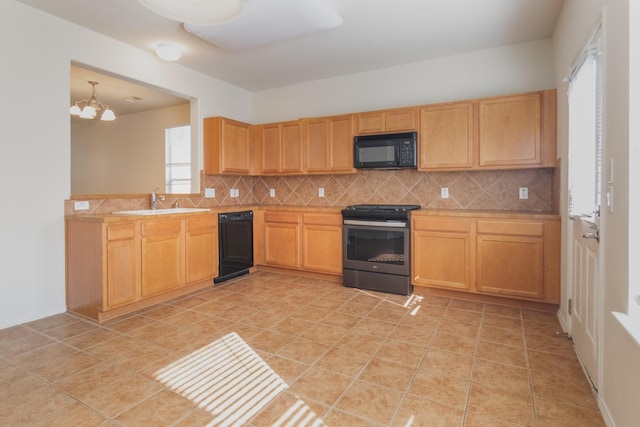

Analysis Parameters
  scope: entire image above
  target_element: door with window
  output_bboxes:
[567,29,602,389]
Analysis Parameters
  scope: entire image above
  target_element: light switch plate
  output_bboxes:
[73,200,89,210]
[269,188,275,197]
[519,187,529,199]
[318,188,325,197]
[204,188,215,198]
[440,188,449,199]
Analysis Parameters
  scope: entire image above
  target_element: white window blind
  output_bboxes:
[567,35,603,219]
[165,125,191,194]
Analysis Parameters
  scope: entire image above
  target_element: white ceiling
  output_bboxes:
[18,0,564,115]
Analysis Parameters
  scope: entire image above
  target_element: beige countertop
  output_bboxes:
[66,205,559,222]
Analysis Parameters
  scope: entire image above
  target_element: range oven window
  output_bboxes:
[345,228,406,265]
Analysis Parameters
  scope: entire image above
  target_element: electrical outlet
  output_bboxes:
[230,189,239,198]
[269,188,275,197]
[318,187,325,197]
[440,188,449,199]
[519,187,528,199]
[73,200,89,210]
[204,188,215,198]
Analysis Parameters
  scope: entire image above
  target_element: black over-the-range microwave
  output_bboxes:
[353,131,417,169]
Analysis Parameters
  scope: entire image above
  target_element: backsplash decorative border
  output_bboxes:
[66,168,555,215]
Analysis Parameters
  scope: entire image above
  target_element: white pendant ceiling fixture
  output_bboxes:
[138,0,244,25]
[70,81,116,121]
[184,0,343,51]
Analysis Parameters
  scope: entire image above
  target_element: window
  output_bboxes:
[567,38,602,220]
[165,125,191,194]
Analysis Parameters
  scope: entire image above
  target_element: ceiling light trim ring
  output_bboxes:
[138,0,244,25]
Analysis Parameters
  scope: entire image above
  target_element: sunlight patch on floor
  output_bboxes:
[154,332,288,426]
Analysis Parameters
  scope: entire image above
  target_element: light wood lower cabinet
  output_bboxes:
[301,212,342,274]
[66,214,218,323]
[105,223,139,308]
[412,216,472,291]
[185,216,218,284]
[141,219,185,297]
[412,214,560,304]
[258,209,342,277]
[264,211,301,269]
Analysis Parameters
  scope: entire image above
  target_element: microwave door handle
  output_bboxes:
[395,144,400,166]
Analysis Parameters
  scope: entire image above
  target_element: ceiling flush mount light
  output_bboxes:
[70,81,116,121]
[138,0,244,25]
[155,43,182,61]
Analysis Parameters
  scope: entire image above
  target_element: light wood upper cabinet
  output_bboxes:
[255,120,303,174]
[419,102,474,169]
[204,117,252,175]
[419,90,556,171]
[303,114,355,174]
[478,93,541,167]
[356,107,417,134]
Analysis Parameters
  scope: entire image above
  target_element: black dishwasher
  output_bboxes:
[214,211,253,284]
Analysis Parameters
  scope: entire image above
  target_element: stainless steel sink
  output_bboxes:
[112,208,211,215]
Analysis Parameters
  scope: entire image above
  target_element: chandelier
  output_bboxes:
[70,81,116,121]
[137,0,244,25]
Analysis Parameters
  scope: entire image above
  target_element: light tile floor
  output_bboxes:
[0,272,605,426]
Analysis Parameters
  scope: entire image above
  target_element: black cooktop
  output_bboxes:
[342,204,421,220]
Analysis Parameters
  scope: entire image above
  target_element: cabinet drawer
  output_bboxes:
[107,223,135,241]
[477,220,544,237]
[413,216,471,233]
[141,220,183,236]
[264,212,300,224]
[186,215,216,231]
[303,213,341,226]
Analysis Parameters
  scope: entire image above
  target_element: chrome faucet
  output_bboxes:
[150,187,165,210]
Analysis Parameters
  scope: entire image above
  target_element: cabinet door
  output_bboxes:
[259,123,282,174]
[413,232,471,290]
[385,107,416,132]
[185,216,217,284]
[356,111,385,134]
[281,120,303,173]
[141,220,185,297]
[412,216,472,290]
[303,118,330,172]
[356,108,416,134]
[328,114,354,172]
[204,117,252,175]
[478,93,541,167]
[476,218,545,301]
[419,102,474,169]
[106,224,138,308]
[221,118,252,174]
[264,212,300,268]
[302,213,342,274]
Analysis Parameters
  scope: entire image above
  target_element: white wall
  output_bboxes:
[71,103,190,195]
[553,1,640,426]
[0,0,252,328]
[252,39,555,123]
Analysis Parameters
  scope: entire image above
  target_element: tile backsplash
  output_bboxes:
[66,168,555,215]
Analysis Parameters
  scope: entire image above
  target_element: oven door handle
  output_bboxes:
[343,219,407,228]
